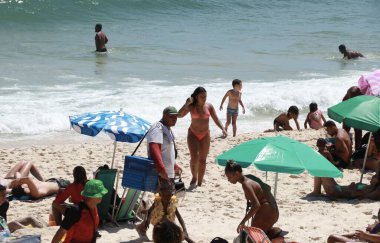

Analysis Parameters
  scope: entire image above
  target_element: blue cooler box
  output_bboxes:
[122,155,158,192]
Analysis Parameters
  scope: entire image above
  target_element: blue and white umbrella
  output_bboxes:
[69,110,151,168]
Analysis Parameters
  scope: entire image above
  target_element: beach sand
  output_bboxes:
[1,129,377,243]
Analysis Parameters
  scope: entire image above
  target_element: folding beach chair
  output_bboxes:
[95,168,117,223]
[115,188,142,222]
[237,226,271,243]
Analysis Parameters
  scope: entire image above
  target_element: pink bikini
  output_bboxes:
[189,106,210,141]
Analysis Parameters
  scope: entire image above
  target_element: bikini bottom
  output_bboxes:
[189,127,209,141]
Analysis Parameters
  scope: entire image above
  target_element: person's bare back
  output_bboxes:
[335,128,352,164]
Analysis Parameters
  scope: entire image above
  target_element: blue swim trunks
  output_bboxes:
[227,107,239,116]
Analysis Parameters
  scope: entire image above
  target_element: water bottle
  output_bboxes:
[0,216,10,242]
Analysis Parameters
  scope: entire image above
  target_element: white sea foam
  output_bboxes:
[0,71,362,144]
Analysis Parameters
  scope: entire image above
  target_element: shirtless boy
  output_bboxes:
[324,120,352,169]
[95,23,108,52]
[339,44,364,59]
[219,79,246,137]
[272,106,300,132]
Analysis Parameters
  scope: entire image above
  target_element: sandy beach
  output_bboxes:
[1,129,378,243]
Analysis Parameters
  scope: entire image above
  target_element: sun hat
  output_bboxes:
[163,106,178,115]
[81,179,108,198]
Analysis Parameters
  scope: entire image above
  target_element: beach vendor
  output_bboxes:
[51,179,108,243]
[324,120,352,169]
[136,106,184,238]
[178,87,227,189]
[52,166,87,226]
[224,160,280,239]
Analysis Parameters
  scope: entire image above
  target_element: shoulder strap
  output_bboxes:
[131,129,150,156]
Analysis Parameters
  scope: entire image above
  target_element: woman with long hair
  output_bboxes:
[178,87,227,188]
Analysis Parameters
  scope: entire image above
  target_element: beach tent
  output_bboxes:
[328,95,380,182]
[216,135,342,198]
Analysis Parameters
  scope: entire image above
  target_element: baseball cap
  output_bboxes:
[163,106,179,115]
[81,179,108,198]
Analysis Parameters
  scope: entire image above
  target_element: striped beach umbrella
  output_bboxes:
[69,110,151,168]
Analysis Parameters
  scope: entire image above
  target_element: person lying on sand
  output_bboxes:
[1,184,46,232]
[327,208,380,243]
[353,134,380,171]
[224,160,281,239]
[308,173,380,200]
[0,161,44,193]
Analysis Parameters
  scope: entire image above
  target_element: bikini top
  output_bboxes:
[191,105,210,119]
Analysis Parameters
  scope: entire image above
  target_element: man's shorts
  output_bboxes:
[227,107,239,116]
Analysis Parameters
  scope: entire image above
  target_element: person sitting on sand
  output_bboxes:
[0,184,46,233]
[353,134,380,171]
[316,138,335,164]
[224,160,280,239]
[339,44,364,60]
[327,208,380,243]
[268,106,300,132]
[136,181,195,243]
[52,166,87,226]
[342,86,363,151]
[324,120,352,169]
[304,102,326,130]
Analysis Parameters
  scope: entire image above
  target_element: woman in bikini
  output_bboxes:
[224,160,279,237]
[178,87,227,188]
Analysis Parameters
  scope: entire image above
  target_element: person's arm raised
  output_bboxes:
[178,97,193,118]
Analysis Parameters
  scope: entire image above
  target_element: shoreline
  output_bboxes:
[2,129,377,243]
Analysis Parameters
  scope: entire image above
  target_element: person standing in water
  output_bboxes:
[95,23,108,52]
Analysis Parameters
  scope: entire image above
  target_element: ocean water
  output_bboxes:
[0,0,379,146]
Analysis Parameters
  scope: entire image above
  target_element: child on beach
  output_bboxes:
[270,106,300,132]
[304,102,326,130]
[136,181,195,243]
[219,79,246,137]
[316,138,334,164]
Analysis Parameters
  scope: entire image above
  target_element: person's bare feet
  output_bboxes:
[136,223,148,238]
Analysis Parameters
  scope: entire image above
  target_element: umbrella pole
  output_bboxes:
[274,173,278,199]
[111,141,117,169]
[359,132,372,184]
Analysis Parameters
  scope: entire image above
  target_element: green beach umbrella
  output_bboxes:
[327,95,380,183]
[216,135,342,197]
[327,95,380,133]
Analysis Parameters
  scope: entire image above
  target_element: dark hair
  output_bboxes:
[232,79,242,87]
[191,86,207,106]
[94,164,109,179]
[324,120,336,128]
[316,138,327,147]
[73,166,87,185]
[153,220,183,243]
[225,160,242,174]
[11,185,26,198]
[95,23,102,30]
[339,44,346,52]
[0,184,6,192]
[288,106,299,116]
[309,102,318,112]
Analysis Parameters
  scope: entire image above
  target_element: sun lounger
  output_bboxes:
[95,168,117,223]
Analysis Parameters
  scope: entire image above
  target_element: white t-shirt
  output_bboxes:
[146,122,176,179]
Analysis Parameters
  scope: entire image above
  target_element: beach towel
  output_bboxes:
[358,70,380,96]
